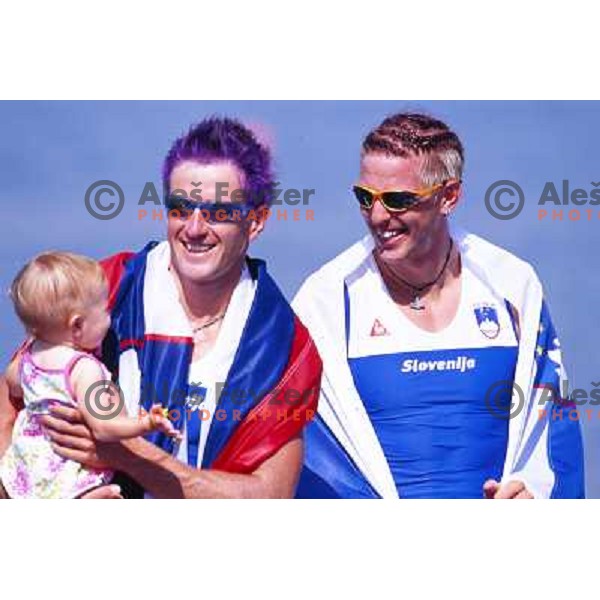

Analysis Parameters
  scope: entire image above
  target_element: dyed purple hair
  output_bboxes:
[162,116,275,207]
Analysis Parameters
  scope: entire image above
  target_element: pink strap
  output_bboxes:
[64,353,108,401]
[17,339,36,381]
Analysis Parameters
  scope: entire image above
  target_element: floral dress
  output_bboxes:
[0,344,114,498]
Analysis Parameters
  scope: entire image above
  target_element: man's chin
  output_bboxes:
[175,263,220,285]
[374,241,413,265]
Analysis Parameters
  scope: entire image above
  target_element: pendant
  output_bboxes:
[410,295,425,311]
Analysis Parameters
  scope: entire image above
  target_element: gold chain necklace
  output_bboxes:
[192,313,225,336]
[167,264,226,336]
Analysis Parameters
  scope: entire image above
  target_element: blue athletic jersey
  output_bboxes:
[345,255,519,498]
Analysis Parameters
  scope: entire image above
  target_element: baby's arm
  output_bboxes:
[0,353,24,458]
[71,358,181,442]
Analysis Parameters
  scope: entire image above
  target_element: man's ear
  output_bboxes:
[441,180,462,215]
[248,204,269,242]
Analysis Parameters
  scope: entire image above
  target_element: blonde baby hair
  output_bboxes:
[9,251,107,337]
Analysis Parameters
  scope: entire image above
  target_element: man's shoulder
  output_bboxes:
[100,241,164,270]
[100,251,136,273]
[457,230,544,313]
[100,241,164,308]
[100,252,135,309]
[458,229,539,282]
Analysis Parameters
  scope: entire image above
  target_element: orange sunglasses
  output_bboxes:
[353,180,456,213]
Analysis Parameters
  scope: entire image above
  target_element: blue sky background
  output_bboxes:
[1,101,598,496]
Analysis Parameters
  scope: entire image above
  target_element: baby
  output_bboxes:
[0,251,181,498]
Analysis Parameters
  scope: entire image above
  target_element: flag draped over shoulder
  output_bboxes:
[100,242,321,474]
[293,229,584,499]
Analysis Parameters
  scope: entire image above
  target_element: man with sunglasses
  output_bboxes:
[0,117,321,499]
[294,112,584,499]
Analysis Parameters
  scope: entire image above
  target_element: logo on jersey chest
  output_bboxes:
[370,318,390,337]
[473,303,500,339]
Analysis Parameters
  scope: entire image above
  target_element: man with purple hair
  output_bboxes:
[0,117,321,499]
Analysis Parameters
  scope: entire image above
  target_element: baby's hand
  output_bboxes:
[149,405,182,441]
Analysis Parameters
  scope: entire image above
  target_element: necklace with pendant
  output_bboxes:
[382,239,454,311]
